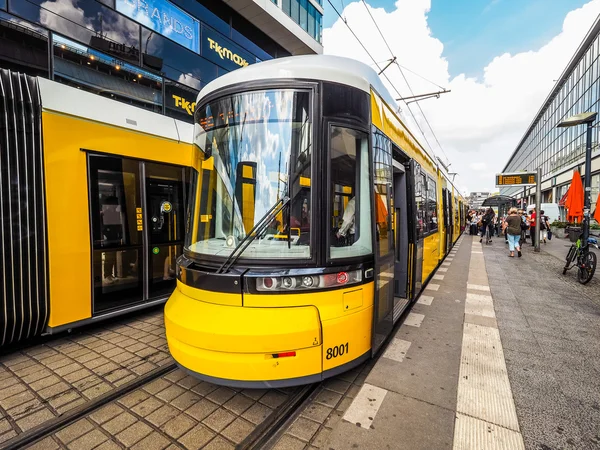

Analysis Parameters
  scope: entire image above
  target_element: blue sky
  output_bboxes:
[323,0,590,78]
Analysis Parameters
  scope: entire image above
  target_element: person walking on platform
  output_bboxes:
[503,207,522,257]
[519,210,528,246]
[539,210,550,244]
[480,208,495,243]
[529,208,537,247]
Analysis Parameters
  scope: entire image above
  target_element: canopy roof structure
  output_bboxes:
[481,195,517,207]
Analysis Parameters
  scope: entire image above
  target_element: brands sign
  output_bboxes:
[201,26,255,72]
[116,0,200,52]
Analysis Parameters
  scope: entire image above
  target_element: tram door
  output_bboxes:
[447,190,454,248]
[442,188,449,254]
[371,133,395,354]
[89,155,185,314]
[393,163,409,304]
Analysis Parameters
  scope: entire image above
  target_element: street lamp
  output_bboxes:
[557,111,598,247]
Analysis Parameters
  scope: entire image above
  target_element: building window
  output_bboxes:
[308,4,316,39]
[299,0,308,31]
[11,0,141,66]
[290,0,300,24]
[0,11,49,77]
[283,0,291,18]
[53,34,162,114]
[142,27,216,91]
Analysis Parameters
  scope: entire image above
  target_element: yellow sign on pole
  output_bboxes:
[495,172,537,186]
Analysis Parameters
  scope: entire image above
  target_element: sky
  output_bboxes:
[322,0,600,194]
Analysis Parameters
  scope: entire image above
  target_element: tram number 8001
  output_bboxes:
[326,343,349,360]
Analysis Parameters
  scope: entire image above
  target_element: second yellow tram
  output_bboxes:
[165,55,466,387]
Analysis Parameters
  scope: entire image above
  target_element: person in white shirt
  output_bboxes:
[336,197,355,245]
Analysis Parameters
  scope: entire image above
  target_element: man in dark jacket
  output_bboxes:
[480,208,495,243]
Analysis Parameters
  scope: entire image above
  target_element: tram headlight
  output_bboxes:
[301,276,317,288]
[282,277,296,289]
[255,270,362,292]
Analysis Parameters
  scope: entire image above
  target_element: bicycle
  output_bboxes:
[563,230,599,284]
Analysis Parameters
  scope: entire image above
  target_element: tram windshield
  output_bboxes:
[188,89,312,260]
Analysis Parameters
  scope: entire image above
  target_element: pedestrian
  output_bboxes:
[480,208,495,243]
[519,210,528,246]
[539,210,550,244]
[529,208,537,247]
[503,207,522,257]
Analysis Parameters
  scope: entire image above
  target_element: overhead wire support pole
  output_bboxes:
[397,89,451,103]
[378,57,397,75]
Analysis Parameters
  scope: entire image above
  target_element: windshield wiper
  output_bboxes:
[217,196,290,274]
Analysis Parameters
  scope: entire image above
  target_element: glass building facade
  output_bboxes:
[501,17,600,216]
[0,0,321,123]
[281,0,322,43]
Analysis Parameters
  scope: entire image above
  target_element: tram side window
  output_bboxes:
[372,128,393,257]
[427,176,438,232]
[415,167,428,238]
[329,126,372,259]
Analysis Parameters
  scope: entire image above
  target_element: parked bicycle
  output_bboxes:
[563,229,599,284]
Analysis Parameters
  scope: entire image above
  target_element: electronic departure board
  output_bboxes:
[495,172,537,186]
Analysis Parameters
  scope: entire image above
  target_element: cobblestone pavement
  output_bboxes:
[1,303,372,450]
[270,362,373,450]
[28,369,293,450]
[0,307,171,444]
[483,238,600,449]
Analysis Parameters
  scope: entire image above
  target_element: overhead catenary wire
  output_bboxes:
[359,0,451,166]
[325,0,437,156]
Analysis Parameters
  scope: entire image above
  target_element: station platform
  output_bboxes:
[297,234,600,450]
[2,233,600,449]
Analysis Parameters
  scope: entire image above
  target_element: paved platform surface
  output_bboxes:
[485,234,600,449]
[319,234,600,450]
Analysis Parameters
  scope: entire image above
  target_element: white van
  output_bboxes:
[527,203,561,223]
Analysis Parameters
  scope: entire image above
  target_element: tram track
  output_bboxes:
[237,382,321,450]
[2,354,320,450]
[1,364,177,450]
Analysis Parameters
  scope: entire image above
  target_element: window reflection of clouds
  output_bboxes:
[37,0,139,48]
[199,90,297,223]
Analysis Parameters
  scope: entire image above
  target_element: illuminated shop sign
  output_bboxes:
[166,83,198,116]
[116,0,200,52]
[202,26,255,72]
[171,94,196,115]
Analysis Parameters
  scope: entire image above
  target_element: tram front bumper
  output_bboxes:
[164,287,324,386]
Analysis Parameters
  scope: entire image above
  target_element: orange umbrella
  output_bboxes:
[594,193,600,223]
[565,170,584,223]
[376,193,388,224]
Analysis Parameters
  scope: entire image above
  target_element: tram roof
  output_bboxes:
[197,55,398,108]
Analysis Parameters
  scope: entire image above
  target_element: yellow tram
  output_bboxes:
[165,55,466,387]
[0,71,193,346]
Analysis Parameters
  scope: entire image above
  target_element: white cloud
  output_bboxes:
[323,0,600,192]
[469,162,488,171]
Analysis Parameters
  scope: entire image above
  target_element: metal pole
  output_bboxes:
[523,186,526,210]
[535,167,541,252]
[583,122,593,245]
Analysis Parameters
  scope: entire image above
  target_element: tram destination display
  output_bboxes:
[495,172,537,186]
